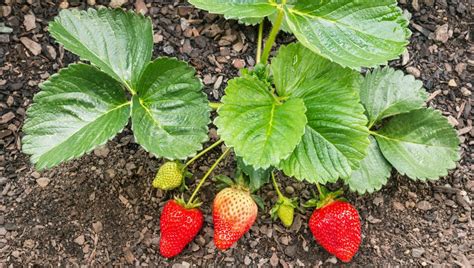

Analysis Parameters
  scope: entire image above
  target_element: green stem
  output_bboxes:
[271,172,284,199]
[256,21,264,64]
[260,9,284,64]
[209,102,223,110]
[187,147,231,206]
[315,182,323,197]
[124,81,136,95]
[185,139,224,168]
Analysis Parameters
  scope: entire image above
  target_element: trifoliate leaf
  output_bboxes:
[374,108,460,181]
[283,0,410,69]
[273,43,370,183]
[131,58,210,160]
[346,136,392,194]
[188,0,277,22]
[49,8,153,89]
[23,64,131,169]
[215,75,307,169]
[361,67,427,128]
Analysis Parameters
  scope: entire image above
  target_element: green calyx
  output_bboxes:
[304,186,345,209]
[152,161,186,191]
[174,195,202,209]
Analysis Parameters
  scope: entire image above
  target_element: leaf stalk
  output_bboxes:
[187,147,231,206]
[184,139,224,168]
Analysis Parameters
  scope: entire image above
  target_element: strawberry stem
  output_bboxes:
[271,172,284,199]
[185,139,224,168]
[260,8,283,64]
[187,147,231,206]
[256,21,264,64]
[315,182,324,197]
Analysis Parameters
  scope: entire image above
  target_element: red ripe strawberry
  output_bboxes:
[213,187,258,250]
[309,200,361,262]
[159,199,203,258]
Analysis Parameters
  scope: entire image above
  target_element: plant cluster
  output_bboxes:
[23,0,460,262]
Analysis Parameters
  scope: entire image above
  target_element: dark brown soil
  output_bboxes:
[1,0,472,266]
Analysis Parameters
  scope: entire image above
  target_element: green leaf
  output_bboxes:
[215,75,307,169]
[188,0,277,22]
[283,0,410,69]
[237,157,272,192]
[273,43,370,183]
[131,58,210,160]
[346,136,392,194]
[22,64,131,169]
[49,8,153,89]
[361,67,427,128]
[374,108,460,181]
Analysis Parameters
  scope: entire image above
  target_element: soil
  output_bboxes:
[1,0,473,267]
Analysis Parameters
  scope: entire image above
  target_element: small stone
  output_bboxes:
[20,37,42,56]
[244,255,252,265]
[92,221,103,233]
[23,239,35,249]
[270,253,279,267]
[106,168,116,179]
[412,247,425,258]
[12,251,20,258]
[455,63,467,75]
[74,235,85,245]
[393,201,405,211]
[285,186,295,195]
[87,0,96,5]
[401,50,410,66]
[448,79,457,87]
[36,177,50,188]
[109,0,127,8]
[214,76,223,90]
[31,171,41,179]
[460,87,471,96]
[0,112,15,124]
[434,24,450,43]
[412,0,420,11]
[163,45,175,55]
[23,14,36,31]
[153,33,163,43]
[416,200,432,211]
[406,66,421,78]
[93,145,109,158]
[46,45,57,60]
[232,59,246,69]
[0,227,6,236]
[59,0,69,9]
[125,162,136,172]
[1,6,12,17]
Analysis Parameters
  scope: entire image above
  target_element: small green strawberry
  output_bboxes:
[152,161,184,190]
[270,172,298,227]
[271,196,298,227]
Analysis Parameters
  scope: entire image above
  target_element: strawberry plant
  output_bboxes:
[22,1,461,263]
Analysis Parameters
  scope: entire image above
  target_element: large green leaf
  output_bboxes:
[188,0,277,22]
[215,75,307,169]
[361,67,427,128]
[131,58,210,160]
[274,43,370,183]
[284,0,410,69]
[49,8,153,89]
[22,64,131,169]
[374,108,460,181]
[346,136,392,194]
